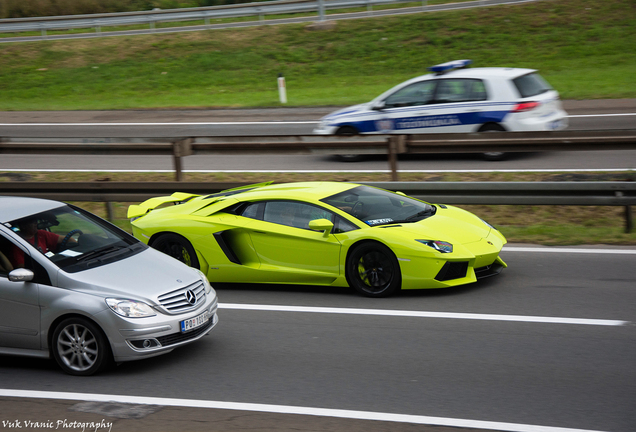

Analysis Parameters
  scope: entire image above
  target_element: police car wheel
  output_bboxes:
[335,126,362,162]
[335,126,358,136]
[336,155,363,162]
[479,124,506,161]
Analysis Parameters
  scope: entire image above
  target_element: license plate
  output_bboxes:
[180,311,209,332]
[548,119,563,130]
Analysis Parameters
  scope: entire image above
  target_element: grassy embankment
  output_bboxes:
[0,0,635,244]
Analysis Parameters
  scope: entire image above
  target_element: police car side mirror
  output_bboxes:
[371,101,385,111]
[8,268,34,282]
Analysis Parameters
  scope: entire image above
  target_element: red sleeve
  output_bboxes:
[10,244,25,268]
[40,230,60,252]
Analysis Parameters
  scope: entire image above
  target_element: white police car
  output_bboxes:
[314,60,568,159]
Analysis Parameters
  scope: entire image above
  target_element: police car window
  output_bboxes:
[263,201,333,230]
[434,79,486,103]
[513,73,552,98]
[384,81,435,108]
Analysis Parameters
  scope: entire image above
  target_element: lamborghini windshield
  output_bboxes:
[321,186,436,226]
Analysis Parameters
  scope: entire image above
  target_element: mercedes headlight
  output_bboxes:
[417,240,453,253]
[193,268,213,294]
[106,298,156,318]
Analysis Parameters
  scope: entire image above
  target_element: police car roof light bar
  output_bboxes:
[428,59,472,75]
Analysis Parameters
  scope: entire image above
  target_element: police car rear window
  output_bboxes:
[513,72,552,98]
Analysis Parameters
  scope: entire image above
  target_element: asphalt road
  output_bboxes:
[1,248,635,432]
[0,100,635,173]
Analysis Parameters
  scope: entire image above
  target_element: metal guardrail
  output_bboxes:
[0,181,634,232]
[0,0,531,38]
[2,130,636,181]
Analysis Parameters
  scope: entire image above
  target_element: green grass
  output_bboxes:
[0,0,634,110]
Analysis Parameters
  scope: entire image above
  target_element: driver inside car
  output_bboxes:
[10,217,77,268]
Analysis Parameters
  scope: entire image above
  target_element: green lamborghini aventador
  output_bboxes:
[128,181,507,297]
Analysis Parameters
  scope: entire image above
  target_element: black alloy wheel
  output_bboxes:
[346,242,401,297]
[151,233,200,269]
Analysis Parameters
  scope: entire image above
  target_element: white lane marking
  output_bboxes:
[0,389,608,432]
[0,121,317,126]
[504,246,636,254]
[0,168,634,173]
[0,112,635,126]
[568,113,636,117]
[218,304,627,326]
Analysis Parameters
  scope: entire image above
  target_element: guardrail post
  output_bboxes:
[388,136,399,181]
[106,202,114,222]
[626,206,633,233]
[318,0,325,21]
[173,138,193,181]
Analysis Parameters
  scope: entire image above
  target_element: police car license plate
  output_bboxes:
[549,119,564,130]
[180,311,209,332]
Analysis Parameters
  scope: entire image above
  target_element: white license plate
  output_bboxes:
[180,311,209,332]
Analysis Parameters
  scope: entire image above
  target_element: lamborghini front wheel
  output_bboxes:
[346,242,401,297]
[151,233,200,269]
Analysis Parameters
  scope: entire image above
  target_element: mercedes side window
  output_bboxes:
[433,79,487,103]
[0,233,51,285]
[0,235,14,276]
[384,80,436,108]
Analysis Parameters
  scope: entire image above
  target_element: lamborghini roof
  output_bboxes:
[219,182,358,202]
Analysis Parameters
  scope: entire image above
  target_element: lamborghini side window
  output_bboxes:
[263,201,333,230]
[241,202,263,219]
[333,217,359,234]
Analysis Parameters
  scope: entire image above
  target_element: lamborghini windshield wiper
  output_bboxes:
[405,208,436,221]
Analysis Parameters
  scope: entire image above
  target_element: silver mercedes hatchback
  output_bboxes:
[0,196,218,375]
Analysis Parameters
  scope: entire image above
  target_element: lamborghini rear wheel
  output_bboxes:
[346,242,401,297]
[151,233,200,269]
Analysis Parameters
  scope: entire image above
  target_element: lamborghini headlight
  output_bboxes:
[106,298,156,318]
[417,240,453,253]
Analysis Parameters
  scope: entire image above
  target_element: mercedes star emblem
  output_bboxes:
[185,289,197,305]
